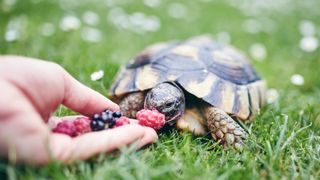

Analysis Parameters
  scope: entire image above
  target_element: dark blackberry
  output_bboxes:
[113,111,122,118]
[90,120,105,131]
[90,110,124,131]
[107,112,114,120]
[101,112,112,123]
[103,109,113,113]
[109,118,117,127]
[101,112,108,122]
[92,113,100,121]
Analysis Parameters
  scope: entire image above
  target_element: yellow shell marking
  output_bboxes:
[248,82,260,115]
[236,86,250,120]
[186,74,217,98]
[167,74,178,81]
[171,45,199,60]
[135,65,160,90]
[115,70,132,95]
[258,80,267,107]
[220,83,235,114]
[212,50,243,67]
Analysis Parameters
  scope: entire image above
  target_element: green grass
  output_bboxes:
[1,0,320,179]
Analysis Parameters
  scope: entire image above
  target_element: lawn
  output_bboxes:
[1,0,320,179]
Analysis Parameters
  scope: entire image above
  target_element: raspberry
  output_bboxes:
[74,117,91,136]
[53,120,76,137]
[136,109,165,130]
[113,116,131,128]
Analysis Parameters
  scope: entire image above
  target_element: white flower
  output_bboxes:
[249,43,267,61]
[129,12,146,27]
[299,36,318,52]
[82,11,100,26]
[299,20,315,36]
[168,3,187,19]
[3,0,17,11]
[266,88,279,104]
[5,30,19,42]
[108,7,125,22]
[39,22,55,36]
[81,27,102,43]
[108,8,161,33]
[90,70,104,81]
[4,0,16,6]
[242,19,261,34]
[5,15,28,42]
[108,8,130,29]
[60,15,81,31]
[142,16,160,32]
[290,74,304,86]
[143,0,161,8]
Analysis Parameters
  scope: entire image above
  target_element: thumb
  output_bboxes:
[61,70,119,116]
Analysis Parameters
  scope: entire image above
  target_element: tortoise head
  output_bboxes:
[144,82,185,122]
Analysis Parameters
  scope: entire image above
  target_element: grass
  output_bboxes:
[1,0,320,179]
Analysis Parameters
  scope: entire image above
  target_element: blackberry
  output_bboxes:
[92,113,100,121]
[101,112,109,122]
[113,111,122,118]
[90,120,105,131]
[90,110,123,131]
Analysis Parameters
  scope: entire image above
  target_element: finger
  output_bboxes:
[61,70,119,116]
[128,118,139,124]
[48,116,139,130]
[49,124,158,163]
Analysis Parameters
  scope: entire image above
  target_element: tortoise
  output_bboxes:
[109,36,267,149]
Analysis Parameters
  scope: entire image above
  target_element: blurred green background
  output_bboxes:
[0,0,320,179]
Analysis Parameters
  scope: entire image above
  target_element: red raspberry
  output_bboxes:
[136,109,165,130]
[52,120,76,137]
[74,117,91,136]
[113,116,131,128]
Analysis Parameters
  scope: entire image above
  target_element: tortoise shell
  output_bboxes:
[109,36,267,120]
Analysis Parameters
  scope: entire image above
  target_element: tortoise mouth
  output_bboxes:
[165,111,183,124]
[144,106,181,121]
[144,81,186,123]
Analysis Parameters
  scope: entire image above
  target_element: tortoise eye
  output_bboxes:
[165,101,174,107]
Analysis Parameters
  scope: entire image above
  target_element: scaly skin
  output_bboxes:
[119,92,145,118]
[202,104,247,150]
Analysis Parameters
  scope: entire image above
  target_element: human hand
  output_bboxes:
[0,56,158,165]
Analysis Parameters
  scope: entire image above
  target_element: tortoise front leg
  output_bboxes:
[119,92,145,118]
[201,105,247,150]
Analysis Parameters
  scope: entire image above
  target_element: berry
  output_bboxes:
[74,117,91,136]
[90,120,105,131]
[90,110,123,131]
[53,120,76,137]
[101,112,109,122]
[113,111,122,118]
[92,113,100,121]
[113,116,130,128]
[136,109,165,130]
